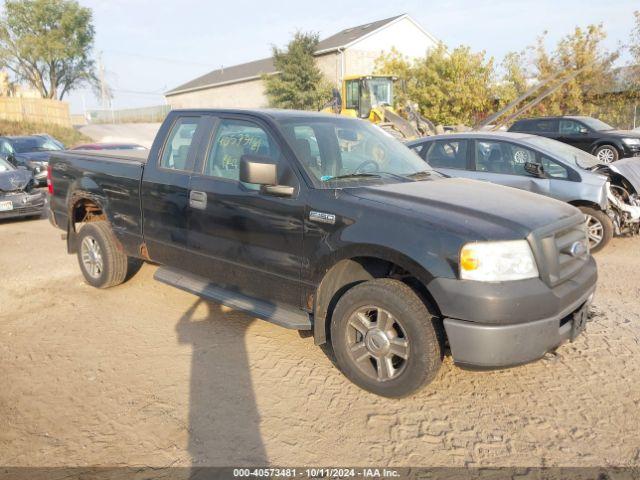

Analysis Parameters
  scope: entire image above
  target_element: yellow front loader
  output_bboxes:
[323,75,435,139]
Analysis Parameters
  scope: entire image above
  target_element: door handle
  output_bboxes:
[189,190,207,210]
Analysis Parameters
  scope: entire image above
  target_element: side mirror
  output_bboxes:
[524,161,545,178]
[239,155,294,197]
[7,154,17,166]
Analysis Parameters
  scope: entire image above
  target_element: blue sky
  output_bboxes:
[66,0,639,113]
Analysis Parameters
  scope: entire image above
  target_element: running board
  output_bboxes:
[154,266,312,330]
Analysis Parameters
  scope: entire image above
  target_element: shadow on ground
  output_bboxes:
[175,299,267,473]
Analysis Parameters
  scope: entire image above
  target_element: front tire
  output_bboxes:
[77,221,129,288]
[579,206,613,253]
[594,144,619,164]
[330,278,443,397]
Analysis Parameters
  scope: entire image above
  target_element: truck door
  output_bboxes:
[185,115,305,308]
[141,114,208,267]
[472,139,551,196]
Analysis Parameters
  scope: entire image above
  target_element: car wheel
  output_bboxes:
[579,206,613,253]
[330,278,443,397]
[594,145,619,164]
[77,221,129,288]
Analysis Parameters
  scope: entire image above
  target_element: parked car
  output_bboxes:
[70,142,148,151]
[48,109,597,397]
[0,134,65,186]
[0,157,46,220]
[407,132,640,252]
[508,116,640,164]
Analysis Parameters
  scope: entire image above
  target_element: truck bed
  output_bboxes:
[48,150,146,254]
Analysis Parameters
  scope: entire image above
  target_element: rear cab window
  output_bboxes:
[159,116,204,172]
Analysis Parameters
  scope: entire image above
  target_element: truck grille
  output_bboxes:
[528,213,589,287]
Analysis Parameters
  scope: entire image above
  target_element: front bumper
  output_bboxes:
[429,256,598,367]
[0,191,46,220]
[621,143,640,158]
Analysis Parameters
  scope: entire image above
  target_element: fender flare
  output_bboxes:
[311,247,439,345]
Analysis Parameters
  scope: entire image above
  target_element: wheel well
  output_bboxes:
[568,200,602,211]
[71,197,106,230]
[313,256,440,345]
[591,142,621,154]
[67,197,107,253]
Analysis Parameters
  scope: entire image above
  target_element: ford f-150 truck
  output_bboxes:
[48,109,597,397]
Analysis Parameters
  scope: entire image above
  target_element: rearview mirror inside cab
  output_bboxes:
[337,129,358,142]
[240,155,294,198]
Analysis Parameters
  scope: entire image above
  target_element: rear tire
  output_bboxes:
[76,221,129,288]
[578,206,613,253]
[330,278,443,397]
[594,144,619,164]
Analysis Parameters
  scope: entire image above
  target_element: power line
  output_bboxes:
[103,49,214,67]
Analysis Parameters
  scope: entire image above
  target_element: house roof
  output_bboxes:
[166,14,408,96]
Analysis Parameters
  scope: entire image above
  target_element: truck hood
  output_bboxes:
[347,177,580,240]
[0,169,33,192]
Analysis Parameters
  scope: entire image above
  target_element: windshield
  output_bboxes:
[580,117,614,131]
[525,135,600,169]
[10,136,63,153]
[279,116,434,188]
[367,78,393,106]
[0,157,15,172]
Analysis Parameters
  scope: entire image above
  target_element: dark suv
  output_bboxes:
[508,116,640,164]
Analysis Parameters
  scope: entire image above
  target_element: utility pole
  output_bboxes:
[97,52,110,110]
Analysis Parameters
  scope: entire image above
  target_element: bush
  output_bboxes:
[0,120,91,147]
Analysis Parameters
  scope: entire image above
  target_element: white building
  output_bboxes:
[165,14,438,109]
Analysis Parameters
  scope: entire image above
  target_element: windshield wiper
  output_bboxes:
[323,173,382,181]
[406,170,433,179]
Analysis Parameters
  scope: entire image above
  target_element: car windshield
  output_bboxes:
[0,157,15,172]
[278,116,434,188]
[579,117,614,131]
[525,135,600,169]
[10,136,64,153]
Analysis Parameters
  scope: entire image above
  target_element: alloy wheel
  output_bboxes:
[585,214,604,249]
[345,306,409,382]
[80,235,104,279]
[596,148,615,164]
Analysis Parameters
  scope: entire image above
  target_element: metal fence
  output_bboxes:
[0,97,71,127]
[87,104,171,124]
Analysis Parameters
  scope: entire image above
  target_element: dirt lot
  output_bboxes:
[1,217,639,468]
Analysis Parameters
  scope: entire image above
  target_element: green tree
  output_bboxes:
[263,32,331,110]
[0,0,95,99]
[499,26,618,119]
[376,43,496,126]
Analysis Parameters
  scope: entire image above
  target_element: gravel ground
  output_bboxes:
[0,217,639,468]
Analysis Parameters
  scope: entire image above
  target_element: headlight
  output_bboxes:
[460,240,539,282]
[622,138,640,146]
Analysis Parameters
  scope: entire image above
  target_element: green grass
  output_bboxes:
[0,119,91,147]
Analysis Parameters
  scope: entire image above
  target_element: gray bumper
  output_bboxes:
[443,286,594,367]
[434,256,598,367]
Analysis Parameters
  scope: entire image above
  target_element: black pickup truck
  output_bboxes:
[48,109,597,397]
